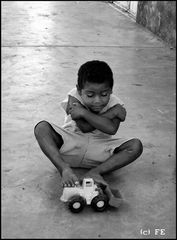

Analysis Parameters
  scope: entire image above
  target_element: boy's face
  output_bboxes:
[77,81,112,113]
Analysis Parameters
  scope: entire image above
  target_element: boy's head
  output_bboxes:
[77,60,114,113]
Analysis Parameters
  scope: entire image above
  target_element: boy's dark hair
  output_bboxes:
[77,60,114,90]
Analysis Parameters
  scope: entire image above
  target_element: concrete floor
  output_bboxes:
[1,1,176,239]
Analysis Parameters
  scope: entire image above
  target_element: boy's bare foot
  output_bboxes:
[62,167,79,187]
[82,169,122,208]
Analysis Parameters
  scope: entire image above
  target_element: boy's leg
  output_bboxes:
[84,138,143,184]
[34,120,79,186]
[83,138,143,207]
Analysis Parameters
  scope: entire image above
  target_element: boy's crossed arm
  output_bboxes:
[66,95,95,132]
[67,95,126,135]
[79,104,126,135]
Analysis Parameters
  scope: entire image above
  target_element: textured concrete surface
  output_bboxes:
[2,1,176,239]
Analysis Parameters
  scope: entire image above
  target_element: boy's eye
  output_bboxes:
[87,93,94,97]
[101,92,108,97]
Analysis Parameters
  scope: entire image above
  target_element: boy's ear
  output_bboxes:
[76,84,81,95]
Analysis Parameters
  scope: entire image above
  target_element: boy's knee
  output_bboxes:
[130,138,143,156]
[34,120,51,137]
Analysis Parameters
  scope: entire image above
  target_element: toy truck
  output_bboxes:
[60,178,109,213]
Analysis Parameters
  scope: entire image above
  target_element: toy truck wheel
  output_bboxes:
[68,195,86,213]
[91,194,109,212]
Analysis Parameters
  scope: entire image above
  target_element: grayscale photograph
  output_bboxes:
[1,1,176,239]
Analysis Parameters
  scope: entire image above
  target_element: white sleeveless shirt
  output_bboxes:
[60,87,125,138]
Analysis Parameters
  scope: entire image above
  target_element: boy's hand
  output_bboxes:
[101,104,126,122]
[66,95,83,115]
[70,102,86,120]
[66,95,95,132]
[62,167,79,187]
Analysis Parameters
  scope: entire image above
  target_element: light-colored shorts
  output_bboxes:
[51,123,128,169]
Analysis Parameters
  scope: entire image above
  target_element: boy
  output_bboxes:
[34,60,143,203]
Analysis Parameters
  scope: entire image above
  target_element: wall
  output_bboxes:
[136,1,176,48]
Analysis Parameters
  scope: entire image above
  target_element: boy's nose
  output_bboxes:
[94,95,101,104]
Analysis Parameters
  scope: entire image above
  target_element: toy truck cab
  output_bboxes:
[60,178,109,213]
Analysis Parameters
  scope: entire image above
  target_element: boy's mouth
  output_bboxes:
[90,105,104,112]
